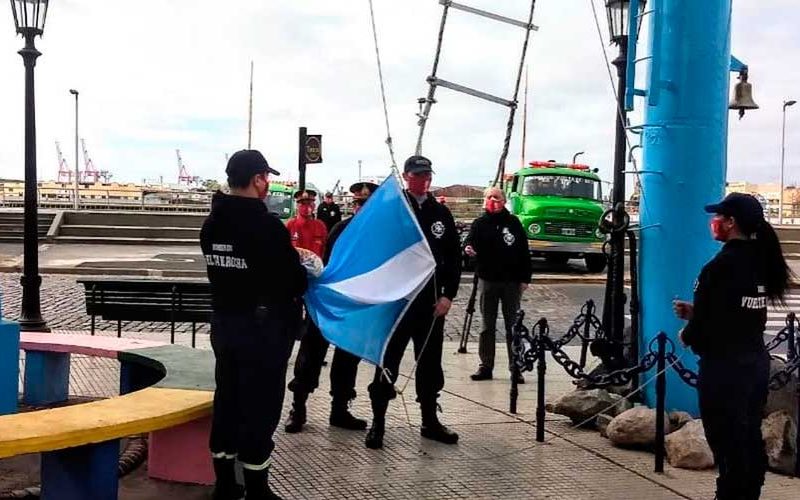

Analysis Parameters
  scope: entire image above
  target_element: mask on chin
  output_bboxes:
[484,199,505,214]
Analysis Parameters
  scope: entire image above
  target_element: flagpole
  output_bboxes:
[521,66,528,168]
[247,61,254,149]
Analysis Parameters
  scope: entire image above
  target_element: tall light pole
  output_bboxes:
[10,0,50,331]
[780,99,796,224]
[572,151,585,164]
[69,89,79,209]
[603,0,645,357]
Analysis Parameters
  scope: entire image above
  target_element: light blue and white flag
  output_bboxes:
[304,175,435,366]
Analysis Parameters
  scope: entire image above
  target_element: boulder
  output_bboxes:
[546,389,618,426]
[764,358,798,421]
[665,420,714,470]
[597,414,614,438]
[606,392,634,417]
[668,411,694,431]
[607,407,671,447]
[762,411,798,475]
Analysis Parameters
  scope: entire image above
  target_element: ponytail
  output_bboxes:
[754,221,794,305]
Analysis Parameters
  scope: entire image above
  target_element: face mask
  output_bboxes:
[484,198,505,214]
[710,217,730,241]
[406,175,431,196]
[298,204,314,218]
[255,175,269,200]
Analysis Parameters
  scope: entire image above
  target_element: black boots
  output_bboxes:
[420,402,459,445]
[243,468,282,500]
[212,457,244,500]
[283,392,308,433]
[470,367,493,381]
[329,398,367,430]
[365,397,389,449]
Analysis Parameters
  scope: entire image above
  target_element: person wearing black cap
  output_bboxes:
[365,155,462,450]
[284,181,379,434]
[201,149,307,500]
[673,193,792,500]
[317,191,342,231]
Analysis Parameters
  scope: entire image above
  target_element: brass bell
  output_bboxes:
[729,70,759,119]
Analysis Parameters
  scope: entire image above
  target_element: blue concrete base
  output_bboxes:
[0,320,21,415]
[23,351,71,406]
[119,361,162,395]
[41,440,120,500]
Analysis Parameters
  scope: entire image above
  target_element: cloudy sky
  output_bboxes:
[0,0,798,194]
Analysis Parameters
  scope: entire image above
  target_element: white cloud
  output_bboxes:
[0,0,798,192]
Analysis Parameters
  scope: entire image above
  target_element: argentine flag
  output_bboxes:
[304,175,436,366]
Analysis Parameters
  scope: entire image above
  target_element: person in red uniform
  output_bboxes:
[286,190,327,258]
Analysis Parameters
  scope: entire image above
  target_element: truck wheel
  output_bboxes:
[585,255,607,273]
[545,254,570,266]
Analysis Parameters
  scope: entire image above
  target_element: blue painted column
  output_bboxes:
[640,0,732,415]
[0,319,21,414]
[23,351,70,406]
[41,440,120,500]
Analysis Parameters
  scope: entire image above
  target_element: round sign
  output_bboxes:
[305,136,322,163]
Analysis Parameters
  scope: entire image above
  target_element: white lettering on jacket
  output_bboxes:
[204,254,248,270]
[740,296,767,310]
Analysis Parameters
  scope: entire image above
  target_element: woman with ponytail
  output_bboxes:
[673,193,792,500]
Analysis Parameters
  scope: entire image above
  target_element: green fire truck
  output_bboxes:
[504,161,607,272]
[266,181,296,221]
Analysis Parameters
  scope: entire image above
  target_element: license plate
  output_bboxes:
[561,228,576,236]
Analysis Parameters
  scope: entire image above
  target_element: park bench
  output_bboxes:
[77,278,212,347]
[0,332,216,500]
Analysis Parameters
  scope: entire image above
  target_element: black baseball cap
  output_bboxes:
[226,150,280,179]
[403,155,434,174]
[704,192,765,233]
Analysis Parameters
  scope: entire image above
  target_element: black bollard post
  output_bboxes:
[579,300,593,368]
[458,272,479,353]
[654,332,667,473]
[787,313,796,362]
[796,374,800,478]
[536,319,548,443]
[510,363,519,414]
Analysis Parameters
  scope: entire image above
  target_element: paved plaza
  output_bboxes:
[1,273,799,498]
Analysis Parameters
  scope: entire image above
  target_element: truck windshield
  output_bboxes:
[266,192,293,217]
[522,175,600,200]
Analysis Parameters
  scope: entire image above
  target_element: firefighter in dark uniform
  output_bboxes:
[465,186,532,383]
[284,181,379,433]
[673,193,792,500]
[201,149,307,500]
[365,155,462,450]
[317,191,342,231]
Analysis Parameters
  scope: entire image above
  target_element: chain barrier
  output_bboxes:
[769,355,800,391]
[665,353,699,388]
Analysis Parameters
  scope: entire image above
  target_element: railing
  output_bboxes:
[0,185,212,213]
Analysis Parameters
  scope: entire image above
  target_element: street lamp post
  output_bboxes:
[69,89,79,210]
[10,0,50,332]
[603,0,645,355]
[572,151,585,164]
[780,99,796,224]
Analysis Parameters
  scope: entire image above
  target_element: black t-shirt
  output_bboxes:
[200,192,308,312]
[682,239,768,359]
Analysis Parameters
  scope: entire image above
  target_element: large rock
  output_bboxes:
[668,411,694,431]
[607,407,671,447]
[665,420,714,470]
[764,358,798,421]
[546,389,619,426]
[597,414,614,438]
[762,411,798,475]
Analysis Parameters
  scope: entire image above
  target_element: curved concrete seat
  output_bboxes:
[0,332,217,499]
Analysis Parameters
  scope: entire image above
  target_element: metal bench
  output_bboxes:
[77,279,212,347]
